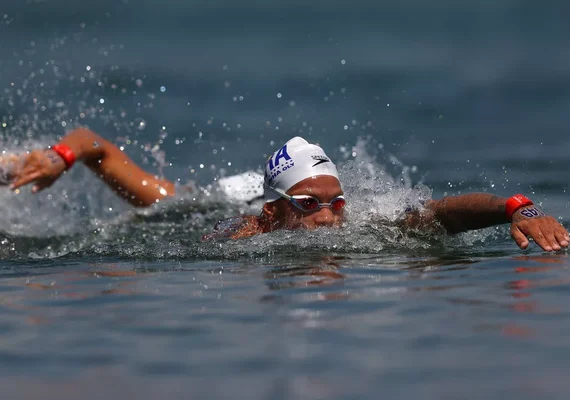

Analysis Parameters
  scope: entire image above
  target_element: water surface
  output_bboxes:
[1,0,570,398]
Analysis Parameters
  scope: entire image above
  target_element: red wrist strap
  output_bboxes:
[50,144,76,169]
[505,194,533,220]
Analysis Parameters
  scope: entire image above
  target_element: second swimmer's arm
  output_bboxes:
[12,127,175,207]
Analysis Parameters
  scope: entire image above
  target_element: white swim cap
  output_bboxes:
[264,137,339,202]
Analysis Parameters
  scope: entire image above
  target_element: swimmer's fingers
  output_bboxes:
[11,174,57,193]
[512,217,569,252]
[554,229,570,248]
[541,227,560,251]
[525,223,554,252]
[9,150,66,191]
[511,225,530,250]
[31,177,58,193]
[534,217,570,251]
[10,172,42,190]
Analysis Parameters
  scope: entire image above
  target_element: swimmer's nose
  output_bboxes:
[312,207,336,227]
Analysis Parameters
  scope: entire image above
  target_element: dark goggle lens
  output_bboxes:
[331,197,346,211]
[292,196,346,211]
[295,196,320,210]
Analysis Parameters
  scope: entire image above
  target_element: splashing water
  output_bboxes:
[0,28,501,260]
[0,133,502,260]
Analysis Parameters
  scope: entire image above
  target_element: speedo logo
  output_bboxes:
[311,155,330,167]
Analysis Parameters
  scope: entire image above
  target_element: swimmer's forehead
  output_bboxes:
[287,175,343,198]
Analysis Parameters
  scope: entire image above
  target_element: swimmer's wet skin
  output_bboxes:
[7,127,175,207]
[4,128,569,252]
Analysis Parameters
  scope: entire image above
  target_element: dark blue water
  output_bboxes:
[1,1,570,398]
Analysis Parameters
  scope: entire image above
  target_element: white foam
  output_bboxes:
[216,171,264,203]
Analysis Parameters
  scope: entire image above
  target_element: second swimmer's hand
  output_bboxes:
[510,205,570,252]
[10,150,67,193]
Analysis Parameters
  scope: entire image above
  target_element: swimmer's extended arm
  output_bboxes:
[10,127,175,207]
[405,193,569,252]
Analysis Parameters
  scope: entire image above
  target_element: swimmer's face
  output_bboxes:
[263,175,345,231]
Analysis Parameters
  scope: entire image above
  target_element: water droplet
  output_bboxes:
[160,86,166,93]
[277,93,282,98]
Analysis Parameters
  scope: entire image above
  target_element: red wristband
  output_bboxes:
[505,194,533,220]
[50,144,76,170]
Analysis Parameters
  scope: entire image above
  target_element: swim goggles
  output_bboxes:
[265,185,346,212]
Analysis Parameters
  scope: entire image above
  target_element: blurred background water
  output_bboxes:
[1,1,570,399]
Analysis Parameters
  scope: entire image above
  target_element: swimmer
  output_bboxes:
[4,127,570,252]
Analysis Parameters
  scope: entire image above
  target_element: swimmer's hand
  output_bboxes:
[0,153,22,185]
[510,206,570,252]
[10,150,66,193]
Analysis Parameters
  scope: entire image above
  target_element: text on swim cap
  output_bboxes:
[268,145,291,170]
[266,144,294,183]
